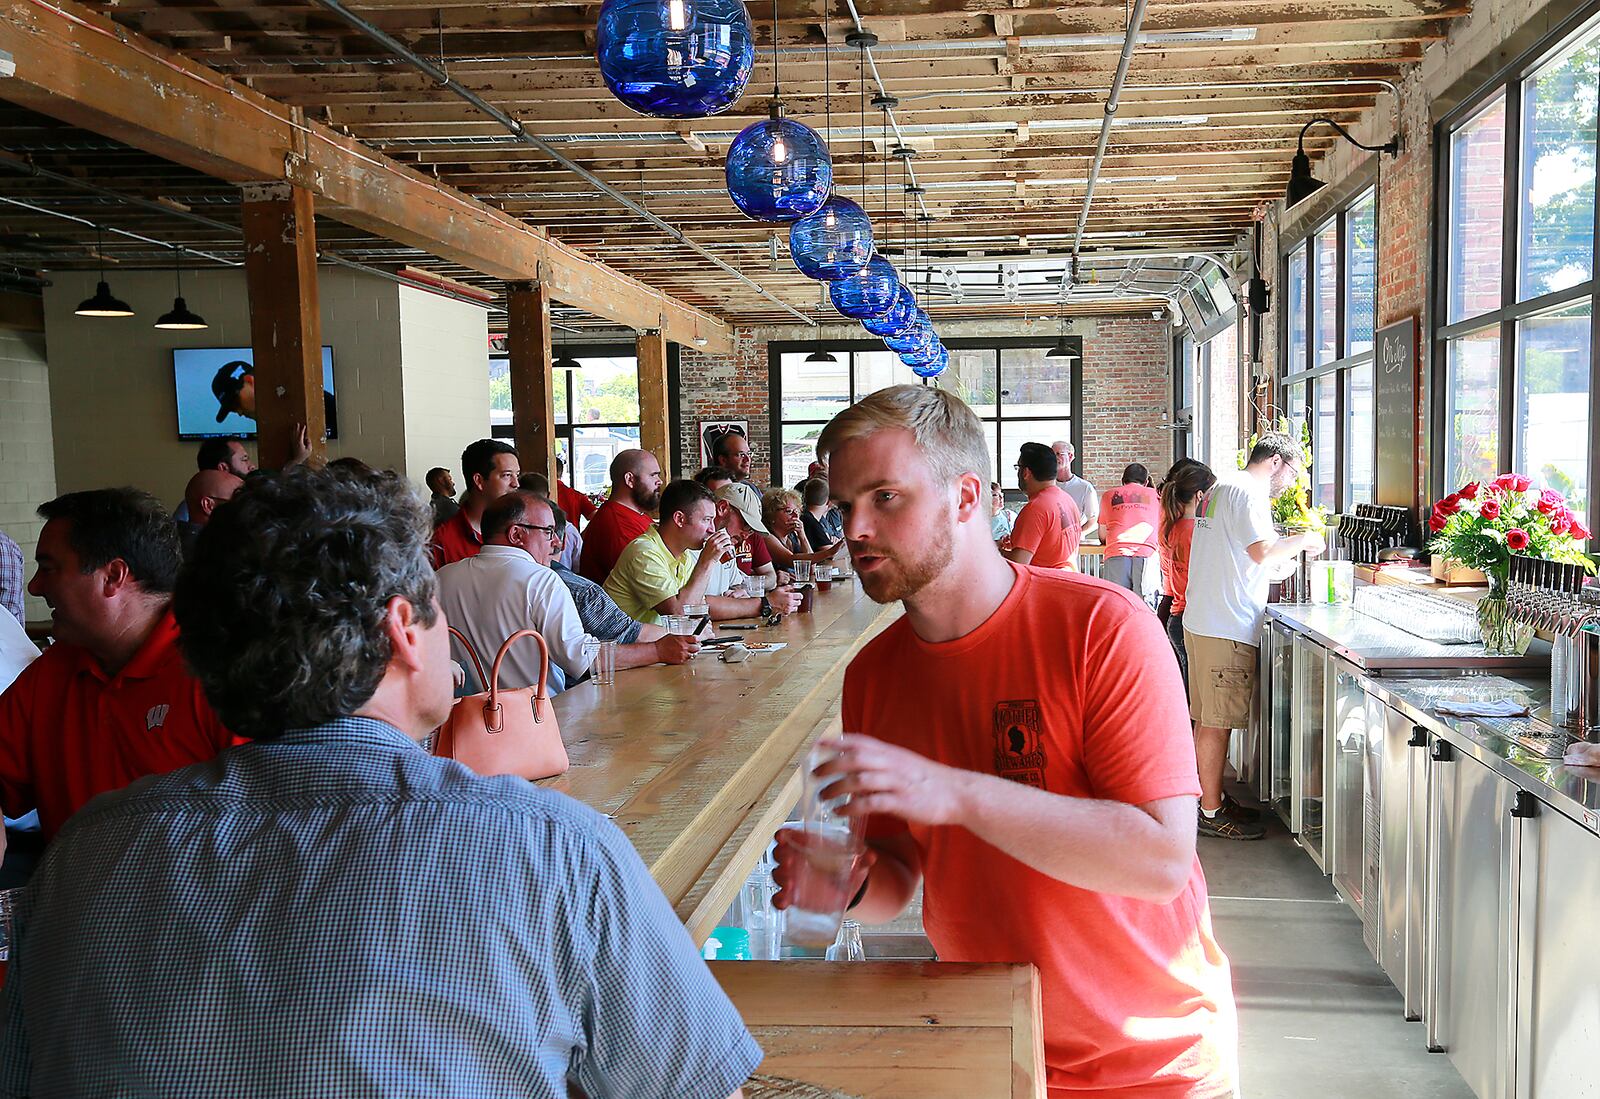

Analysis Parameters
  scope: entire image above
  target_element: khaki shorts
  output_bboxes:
[1185,632,1259,730]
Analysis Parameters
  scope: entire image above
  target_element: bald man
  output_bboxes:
[578,448,664,585]
[177,469,243,558]
[1053,439,1099,534]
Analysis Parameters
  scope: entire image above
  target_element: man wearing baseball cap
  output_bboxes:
[212,360,339,438]
[714,482,779,592]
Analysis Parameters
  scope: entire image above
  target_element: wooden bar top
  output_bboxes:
[546,578,899,942]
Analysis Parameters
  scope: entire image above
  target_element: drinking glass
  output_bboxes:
[583,638,617,685]
[783,740,866,947]
[792,559,813,583]
[815,565,834,592]
[740,858,784,960]
[664,614,694,636]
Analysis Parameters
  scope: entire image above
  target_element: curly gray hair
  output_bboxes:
[172,465,438,740]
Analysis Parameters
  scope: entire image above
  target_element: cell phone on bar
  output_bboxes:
[693,614,712,636]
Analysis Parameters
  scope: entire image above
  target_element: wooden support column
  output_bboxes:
[507,281,556,485]
[241,182,326,469]
[637,329,671,476]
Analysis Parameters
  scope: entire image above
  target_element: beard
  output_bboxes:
[853,521,956,605]
[634,486,662,512]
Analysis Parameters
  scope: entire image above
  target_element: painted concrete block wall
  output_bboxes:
[397,284,491,490]
[0,329,56,622]
[41,267,404,503]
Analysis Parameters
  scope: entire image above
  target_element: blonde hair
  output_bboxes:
[816,385,991,488]
[761,487,802,526]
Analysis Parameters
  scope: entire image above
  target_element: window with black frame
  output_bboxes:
[1436,13,1598,523]
[488,349,643,494]
[1280,185,1378,513]
[771,341,1079,491]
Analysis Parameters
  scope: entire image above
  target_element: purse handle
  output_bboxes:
[447,627,489,691]
[485,628,552,734]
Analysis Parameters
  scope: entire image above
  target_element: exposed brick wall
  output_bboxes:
[675,328,773,485]
[1379,67,1432,330]
[1079,317,1175,489]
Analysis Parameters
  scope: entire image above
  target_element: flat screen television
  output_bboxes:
[173,346,338,440]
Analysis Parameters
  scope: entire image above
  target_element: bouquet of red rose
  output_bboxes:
[1427,473,1594,580]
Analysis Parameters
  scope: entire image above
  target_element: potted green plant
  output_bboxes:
[1427,474,1594,654]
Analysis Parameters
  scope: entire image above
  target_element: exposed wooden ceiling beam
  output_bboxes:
[0,0,734,350]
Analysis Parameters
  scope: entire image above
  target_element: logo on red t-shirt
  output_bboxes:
[992,700,1048,789]
[146,704,171,731]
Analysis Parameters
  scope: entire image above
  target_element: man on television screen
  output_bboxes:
[211,360,338,438]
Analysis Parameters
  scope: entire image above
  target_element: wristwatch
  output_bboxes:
[758,593,773,618]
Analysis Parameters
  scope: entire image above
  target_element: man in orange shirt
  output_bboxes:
[428,439,522,570]
[1098,463,1162,596]
[0,489,231,843]
[775,386,1236,1098]
[1004,441,1082,570]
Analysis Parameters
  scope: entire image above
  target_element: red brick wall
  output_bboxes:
[1079,316,1175,489]
[1379,69,1432,331]
[672,319,1173,491]
[676,328,773,485]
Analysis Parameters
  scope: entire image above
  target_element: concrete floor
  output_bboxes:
[1200,801,1474,1099]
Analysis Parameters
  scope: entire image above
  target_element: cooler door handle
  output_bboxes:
[1409,726,1429,748]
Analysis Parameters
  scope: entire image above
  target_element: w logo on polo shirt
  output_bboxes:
[145,704,171,731]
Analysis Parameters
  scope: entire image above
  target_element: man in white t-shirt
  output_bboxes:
[1052,440,1099,535]
[1184,433,1324,840]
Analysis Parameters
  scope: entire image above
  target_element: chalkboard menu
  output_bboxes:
[1374,316,1417,508]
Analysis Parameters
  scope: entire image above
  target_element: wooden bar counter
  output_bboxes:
[546,576,1047,1099]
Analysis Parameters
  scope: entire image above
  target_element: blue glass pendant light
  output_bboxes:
[724,0,831,221]
[829,253,899,319]
[912,345,949,378]
[862,284,916,336]
[789,195,874,280]
[883,322,934,355]
[596,0,755,118]
[726,104,832,221]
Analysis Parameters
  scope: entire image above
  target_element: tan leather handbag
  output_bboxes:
[433,627,569,781]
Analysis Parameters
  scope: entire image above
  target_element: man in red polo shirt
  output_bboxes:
[578,448,662,585]
[0,489,231,840]
[428,439,522,570]
[775,386,1237,1098]
[555,455,599,531]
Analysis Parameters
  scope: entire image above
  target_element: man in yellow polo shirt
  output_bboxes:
[604,480,798,623]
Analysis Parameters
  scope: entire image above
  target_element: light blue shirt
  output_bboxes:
[0,717,760,1098]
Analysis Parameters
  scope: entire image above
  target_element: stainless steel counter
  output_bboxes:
[1367,674,1600,836]
[1266,601,1549,672]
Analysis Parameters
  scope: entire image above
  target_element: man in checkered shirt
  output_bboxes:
[0,466,760,1099]
[0,528,22,626]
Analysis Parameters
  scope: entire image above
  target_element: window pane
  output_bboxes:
[1346,360,1376,505]
[570,426,641,494]
[1001,346,1072,418]
[1204,325,1239,469]
[943,348,998,417]
[573,355,639,423]
[1285,381,1307,436]
[1314,221,1340,366]
[1519,27,1599,299]
[1313,376,1336,511]
[854,349,920,396]
[489,358,569,428]
[780,351,850,422]
[1286,245,1308,373]
[1449,93,1507,322]
[1204,268,1234,315]
[1517,299,1591,515]
[1346,192,1377,357]
[781,421,828,490]
[999,420,1073,492]
[1444,326,1502,488]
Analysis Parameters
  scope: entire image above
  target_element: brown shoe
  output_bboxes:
[1222,792,1263,823]
[1198,807,1265,841]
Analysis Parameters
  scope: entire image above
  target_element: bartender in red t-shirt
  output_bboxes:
[774,386,1237,1099]
[577,449,663,585]
[0,489,231,843]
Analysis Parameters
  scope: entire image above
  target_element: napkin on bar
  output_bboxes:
[1432,698,1531,718]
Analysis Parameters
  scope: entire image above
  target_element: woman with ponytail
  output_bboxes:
[1160,459,1216,691]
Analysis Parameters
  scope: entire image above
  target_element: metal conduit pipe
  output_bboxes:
[0,195,242,266]
[1071,0,1148,264]
[308,0,815,326]
[839,0,931,221]
[0,153,241,238]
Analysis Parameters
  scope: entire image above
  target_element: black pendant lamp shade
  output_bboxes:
[155,245,208,330]
[75,225,135,318]
[552,351,583,371]
[804,346,838,363]
[75,280,135,318]
[1045,334,1076,360]
[1285,118,1399,209]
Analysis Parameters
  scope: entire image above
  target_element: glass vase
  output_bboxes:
[1477,569,1533,656]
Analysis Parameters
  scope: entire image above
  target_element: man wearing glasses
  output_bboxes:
[436,492,698,693]
[1002,442,1082,571]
